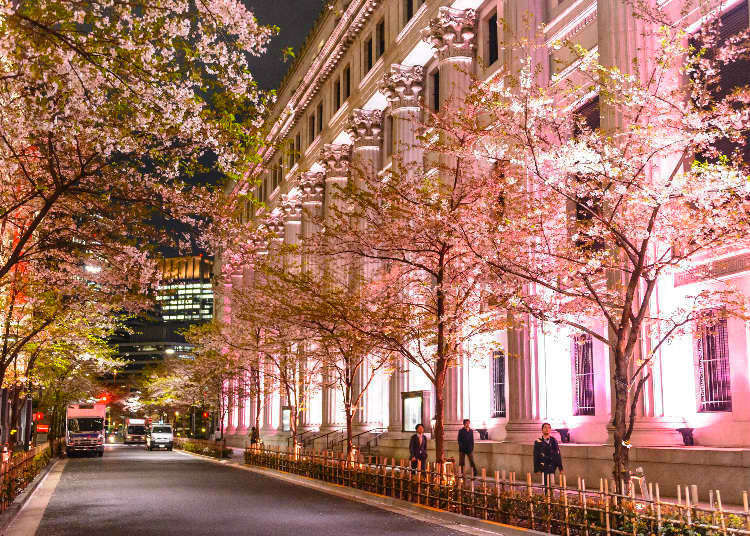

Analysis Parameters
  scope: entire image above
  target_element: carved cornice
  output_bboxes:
[300,171,325,206]
[422,7,477,62]
[258,0,384,170]
[381,65,424,110]
[347,109,384,149]
[322,144,352,177]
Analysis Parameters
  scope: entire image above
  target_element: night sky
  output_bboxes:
[247,1,327,91]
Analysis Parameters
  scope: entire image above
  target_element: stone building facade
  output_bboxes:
[218,0,750,502]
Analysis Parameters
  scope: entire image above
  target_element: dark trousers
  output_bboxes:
[459,452,478,474]
[411,456,427,474]
[542,471,556,487]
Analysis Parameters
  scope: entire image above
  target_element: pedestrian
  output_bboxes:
[248,426,260,448]
[533,422,564,487]
[409,423,428,474]
[457,418,479,476]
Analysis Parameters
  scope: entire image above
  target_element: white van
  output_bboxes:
[146,423,174,451]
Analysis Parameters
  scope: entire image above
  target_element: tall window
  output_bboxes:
[287,140,294,169]
[317,102,324,134]
[403,0,424,26]
[487,12,499,65]
[692,1,750,162]
[343,65,351,101]
[365,36,373,72]
[385,115,394,158]
[572,97,604,253]
[695,312,732,412]
[431,71,440,111]
[491,351,506,418]
[334,79,341,111]
[572,334,595,416]
[308,114,315,144]
[273,160,282,190]
[376,19,386,58]
[294,133,301,163]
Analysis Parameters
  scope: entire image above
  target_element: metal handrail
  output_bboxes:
[302,429,342,449]
[334,427,388,449]
[286,430,317,448]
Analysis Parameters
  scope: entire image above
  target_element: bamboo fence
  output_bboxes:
[245,445,750,536]
[0,441,57,513]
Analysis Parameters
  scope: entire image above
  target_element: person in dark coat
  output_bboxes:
[409,423,428,473]
[533,422,564,486]
[457,419,479,476]
[248,426,260,446]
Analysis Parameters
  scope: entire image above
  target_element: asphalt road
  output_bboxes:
[21,445,465,536]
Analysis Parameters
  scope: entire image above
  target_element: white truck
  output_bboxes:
[124,417,148,444]
[66,403,106,457]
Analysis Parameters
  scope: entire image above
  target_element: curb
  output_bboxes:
[176,449,546,536]
[0,456,61,534]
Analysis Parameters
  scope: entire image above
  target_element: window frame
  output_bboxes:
[695,311,732,413]
[343,65,351,101]
[572,334,596,416]
[376,19,386,59]
[490,350,506,418]
[487,11,499,66]
[365,35,374,72]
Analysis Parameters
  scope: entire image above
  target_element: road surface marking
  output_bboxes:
[5,459,68,536]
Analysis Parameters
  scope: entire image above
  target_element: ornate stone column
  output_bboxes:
[422,7,478,432]
[320,145,352,432]
[381,65,424,172]
[504,313,549,442]
[423,7,476,107]
[262,216,285,433]
[596,0,682,446]
[346,109,384,432]
[299,171,326,432]
[380,65,424,433]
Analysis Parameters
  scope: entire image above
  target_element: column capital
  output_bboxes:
[300,171,325,206]
[422,7,477,62]
[322,144,352,178]
[347,109,384,149]
[380,65,424,110]
[265,212,285,241]
[281,193,303,224]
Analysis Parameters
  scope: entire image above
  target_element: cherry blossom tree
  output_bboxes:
[248,246,396,456]
[455,3,749,484]
[317,113,507,463]
[0,1,275,420]
[0,0,274,296]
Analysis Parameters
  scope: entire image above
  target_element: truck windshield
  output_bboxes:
[68,418,103,432]
[152,427,171,434]
[127,426,147,435]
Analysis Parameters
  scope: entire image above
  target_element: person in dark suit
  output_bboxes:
[409,423,428,473]
[533,422,564,487]
[457,419,479,476]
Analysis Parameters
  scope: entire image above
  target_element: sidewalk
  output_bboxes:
[191,447,544,536]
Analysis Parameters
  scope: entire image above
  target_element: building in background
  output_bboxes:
[109,256,213,383]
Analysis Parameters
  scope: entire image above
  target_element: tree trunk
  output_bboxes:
[345,407,354,456]
[433,359,447,464]
[254,388,262,432]
[612,349,630,492]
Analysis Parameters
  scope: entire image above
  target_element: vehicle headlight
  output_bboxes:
[97,434,103,443]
